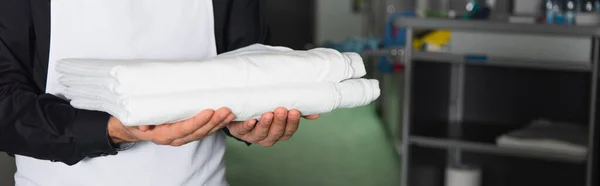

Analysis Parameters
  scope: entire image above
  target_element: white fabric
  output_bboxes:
[63,79,380,126]
[496,119,588,158]
[218,43,294,56]
[15,0,227,186]
[496,136,587,158]
[56,45,367,96]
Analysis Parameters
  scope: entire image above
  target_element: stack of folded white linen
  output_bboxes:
[58,44,380,126]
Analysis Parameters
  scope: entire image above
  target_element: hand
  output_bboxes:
[226,108,320,147]
[108,107,235,147]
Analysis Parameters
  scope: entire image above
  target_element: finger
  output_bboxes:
[251,112,274,142]
[188,107,231,137]
[138,126,151,132]
[246,120,258,131]
[158,109,215,141]
[279,109,301,141]
[228,120,257,136]
[208,113,235,135]
[258,108,287,144]
[303,114,321,120]
[170,108,231,146]
[171,114,232,147]
[204,107,232,130]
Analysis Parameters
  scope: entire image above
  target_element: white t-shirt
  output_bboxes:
[14,0,227,185]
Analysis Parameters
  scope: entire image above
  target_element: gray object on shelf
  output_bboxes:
[512,0,542,15]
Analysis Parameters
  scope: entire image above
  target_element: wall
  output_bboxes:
[315,0,365,44]
[315,0,415,44]
[0,154,15,185]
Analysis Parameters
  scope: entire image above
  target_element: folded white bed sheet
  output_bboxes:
[57,44,367,96]
[66,79,380,126]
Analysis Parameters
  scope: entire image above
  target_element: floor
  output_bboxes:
[0,153,16,186]
[225,73,404,186]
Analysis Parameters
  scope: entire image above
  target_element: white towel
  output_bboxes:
[57,45,367,96]
[66,79,380,126]
[496,119,588,158]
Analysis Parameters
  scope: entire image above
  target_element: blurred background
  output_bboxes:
[3,0,600,186]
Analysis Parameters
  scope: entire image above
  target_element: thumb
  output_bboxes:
[138,126,152,132]
[228,120,257,135]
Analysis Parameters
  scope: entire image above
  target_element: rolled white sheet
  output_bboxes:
[57,45,366,96]
[66,79,380,126]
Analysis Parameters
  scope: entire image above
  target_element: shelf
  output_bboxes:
[412,51,592,72]
[362,49,403,57]
[409,136,587,163]
[396,17,600,37]
[359,49,592,72]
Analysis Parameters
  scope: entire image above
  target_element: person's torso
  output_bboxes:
[28,0,268,91]
[14,0,257,185]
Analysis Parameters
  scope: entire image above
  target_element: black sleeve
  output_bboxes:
[0,0,117,166]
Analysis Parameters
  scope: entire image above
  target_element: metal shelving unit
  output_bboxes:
[395,18,599,186]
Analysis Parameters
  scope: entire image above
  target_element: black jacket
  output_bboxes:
[0,0,267,165]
